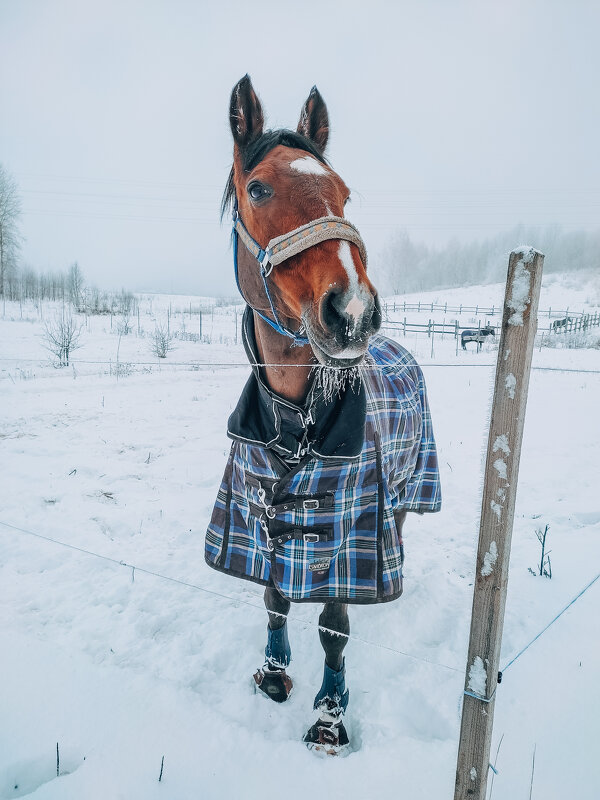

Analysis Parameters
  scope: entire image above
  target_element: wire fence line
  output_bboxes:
[1,519,599,683]
[1,356,600,375]
[0,519,460,674]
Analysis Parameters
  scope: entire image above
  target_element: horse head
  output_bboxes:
[223,75,381,368]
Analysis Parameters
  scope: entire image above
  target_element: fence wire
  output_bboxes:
[1,356,600,375]
[1,519,599,684]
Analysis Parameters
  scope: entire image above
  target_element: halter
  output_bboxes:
[232,198,368,344]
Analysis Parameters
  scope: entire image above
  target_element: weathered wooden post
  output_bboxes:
[454,246,544,800]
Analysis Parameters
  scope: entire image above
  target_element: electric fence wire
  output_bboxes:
[0,519,461,674]
[1,356,599,374]
[1,519,599,681]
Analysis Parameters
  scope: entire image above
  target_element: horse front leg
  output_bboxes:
[253,580,293,703]
[304,602,351,755]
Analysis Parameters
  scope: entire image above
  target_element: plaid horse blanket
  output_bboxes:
[205,332,441,604]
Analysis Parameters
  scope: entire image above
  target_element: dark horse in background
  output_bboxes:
[205,76,441,754]
[461,325,495,351]
[551,316,573,332]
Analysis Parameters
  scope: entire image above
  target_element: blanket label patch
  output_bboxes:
[308,559,331,572]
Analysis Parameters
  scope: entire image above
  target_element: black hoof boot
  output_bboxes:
[304,659,350,755]
[253,664,293,703]
[303,715,350,756]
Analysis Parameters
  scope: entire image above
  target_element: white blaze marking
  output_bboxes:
[289,156,328,176]
[337,241,369,329]
[345,294,366,320]
[338,241,359,294]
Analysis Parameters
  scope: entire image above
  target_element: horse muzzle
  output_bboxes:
[304,289,382,367]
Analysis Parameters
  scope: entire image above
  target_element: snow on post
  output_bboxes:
[454,246,544,800]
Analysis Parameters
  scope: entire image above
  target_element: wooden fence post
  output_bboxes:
[454,247,544,800]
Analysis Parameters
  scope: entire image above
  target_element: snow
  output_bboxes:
[494,459,508,480]
[467,656,488,697]
[493,434,511,456]
[505,372,516,399]
[512,245,539,264]
[1,273,600,798]
[481,542,499,577]
[507,259,532,326]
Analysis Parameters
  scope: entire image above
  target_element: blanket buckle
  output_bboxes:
[303,533,320,543]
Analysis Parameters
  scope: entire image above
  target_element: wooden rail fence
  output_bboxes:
[380,311,600,338]
[383,300,595,319]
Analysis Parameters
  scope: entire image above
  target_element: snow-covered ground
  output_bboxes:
[1,273,599,799]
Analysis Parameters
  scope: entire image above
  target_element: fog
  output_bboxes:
[1,0,599,295]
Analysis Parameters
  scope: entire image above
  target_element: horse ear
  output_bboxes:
[229,74,264,149]
[297,86,329,153]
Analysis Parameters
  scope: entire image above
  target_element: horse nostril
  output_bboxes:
[320,288,381,336]
[321,288,345,331]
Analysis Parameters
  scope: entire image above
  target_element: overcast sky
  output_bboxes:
[1,0,599,295]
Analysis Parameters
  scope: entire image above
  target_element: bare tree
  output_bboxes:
[43,311,83,366]
[67,262,85,309]
[149,322,174,358]
[0,163,23,298]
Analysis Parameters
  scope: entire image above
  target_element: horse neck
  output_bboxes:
[252,312,314,405]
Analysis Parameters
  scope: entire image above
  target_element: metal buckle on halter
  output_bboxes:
[303,533,320,543]
[265,506,276,519]
[303,499,320,511]
[260,250,273,277]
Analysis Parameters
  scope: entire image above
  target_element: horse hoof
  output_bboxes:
[253,666,293,703]
[303,717,350,757]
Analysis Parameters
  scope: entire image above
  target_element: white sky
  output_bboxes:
[1,0,599,295]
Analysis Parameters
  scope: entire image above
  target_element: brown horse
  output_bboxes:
[206,75,441,754]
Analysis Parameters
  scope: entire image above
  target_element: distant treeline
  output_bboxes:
[375,225,600,294]
[2,262,137,315]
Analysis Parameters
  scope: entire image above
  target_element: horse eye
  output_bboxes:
[248,182,270,202]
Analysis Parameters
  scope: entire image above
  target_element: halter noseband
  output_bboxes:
[232,198,368,344]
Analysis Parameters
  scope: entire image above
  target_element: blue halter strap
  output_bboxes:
[232,199,310,344]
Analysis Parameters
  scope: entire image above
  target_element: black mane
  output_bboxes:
[220,128,328,220]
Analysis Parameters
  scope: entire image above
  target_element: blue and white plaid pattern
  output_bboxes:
[205,335,441,603]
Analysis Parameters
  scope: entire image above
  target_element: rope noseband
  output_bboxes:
[232,199,368,344]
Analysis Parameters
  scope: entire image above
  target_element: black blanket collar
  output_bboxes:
[227,307,366,461]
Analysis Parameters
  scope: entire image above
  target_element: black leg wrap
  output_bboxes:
[318,602,349,672]
[264,582,290,631]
